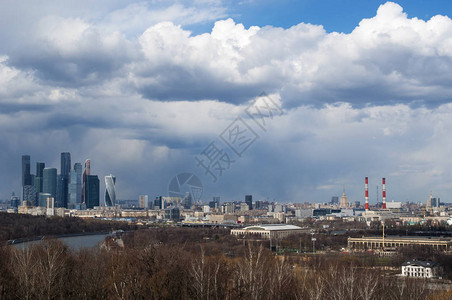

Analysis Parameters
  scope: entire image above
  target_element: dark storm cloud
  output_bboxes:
[0,103,52,114]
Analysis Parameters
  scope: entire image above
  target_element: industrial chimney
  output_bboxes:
[382,178,386,209]
[365,177,369,211]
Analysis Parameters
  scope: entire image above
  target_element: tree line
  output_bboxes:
[0,227,450,299]
[0,212,137,242]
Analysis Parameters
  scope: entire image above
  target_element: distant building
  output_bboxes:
[162,197,182,207]
[295,209,312,219]
[245,195,253,210]
[81,159,91,205]
[401,259,440,278]
[348,236,452,252]
[68,163,82,209]
[39,193,51,207]
[34,162,45,196]
[104,174,116,207]
[139,195,149,209]
[184,192,192,209]
[255,200,264,210]
[231,224,304,239]
[240,202,249,211]
[274,204,286,213]
[84,175,100,209]
[21,155,32,201]
[43,168,57,199]
[60,152,71,207]
[213,196,220,207]
[23,184,37,206]
[339,188,349,209]
[55,174,65,207]
[154,196,163,209]
[426,193,440,211]
[10,192,20,208]
[209,214,238,224]
[21,155,37,205]
[221,202,234,214]
[164,207,180,221]
[46,196,55,216]
[331,196,339,205]
[386,200,402,209]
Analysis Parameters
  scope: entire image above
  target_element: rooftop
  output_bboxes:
[402,259,438,268]
[241,224,303,231]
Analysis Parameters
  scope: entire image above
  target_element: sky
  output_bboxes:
[2,0,452,205]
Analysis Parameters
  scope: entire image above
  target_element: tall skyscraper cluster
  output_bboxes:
[19,153,114,209]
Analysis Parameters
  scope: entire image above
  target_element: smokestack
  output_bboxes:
[365,177,369,211]
[382,178,386,209]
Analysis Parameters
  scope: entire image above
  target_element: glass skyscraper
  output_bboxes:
[245,195,253,210]
[82,159,91,205]
[43,168,57,199]
[21,155,32,202]
[60,152,71,178]
[55,174,65,207]
[58,152,71,208]
[85,175,99,209]
[21,155,31,187]
[104,174,116,207]
[68,163,82,209]
[34,162,45,196]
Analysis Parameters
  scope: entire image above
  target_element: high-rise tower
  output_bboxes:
[68,163,82,209]
[183,192,192,209]
[21,155,31,201]
[339,186,349,208]
[34,162,45,195]
[85,175,99,209]
[104,174,116,207]
[21,155,37,205]
[57,152,71,207]
[43,168,57,199]
[81,159,91,204]
[245,195,253,210]
[60,153,71,178]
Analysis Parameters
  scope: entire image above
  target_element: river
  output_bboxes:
[12,233,110,251]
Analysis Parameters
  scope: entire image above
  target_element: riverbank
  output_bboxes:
[6,231,112,246]
[0,212,137,242]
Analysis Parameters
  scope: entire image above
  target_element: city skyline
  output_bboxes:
[2,1,452,203]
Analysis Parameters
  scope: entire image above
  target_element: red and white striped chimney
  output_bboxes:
[365,177,369,211]
[382,178,386,209]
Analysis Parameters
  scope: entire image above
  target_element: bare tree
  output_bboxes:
[35,239,69,299]
[358,269,379,300]
[267,255,294,300]
[234,244,269,300]
[11,246,38,300]
[191,247,209,300]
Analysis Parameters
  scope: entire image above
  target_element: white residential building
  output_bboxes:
[401,260,439,278]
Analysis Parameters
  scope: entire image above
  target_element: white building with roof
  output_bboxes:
[401,260,439,278]
[231,224,304,239]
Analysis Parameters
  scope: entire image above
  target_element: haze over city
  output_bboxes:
[2,1,452,204]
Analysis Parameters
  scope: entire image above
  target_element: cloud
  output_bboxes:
[3,2,452,106]
[7,16,137,87]
[104,2,227,36]
[128,2,452,106]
